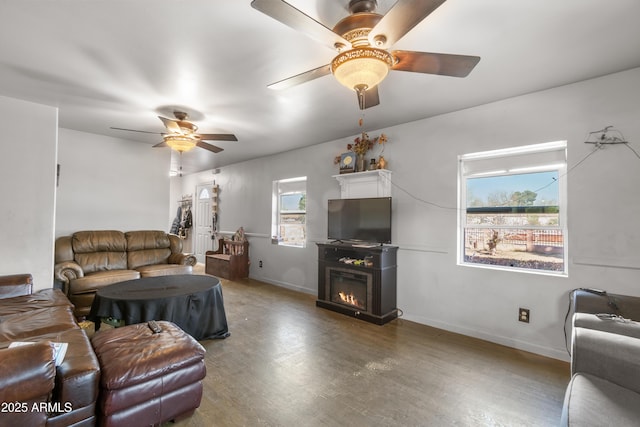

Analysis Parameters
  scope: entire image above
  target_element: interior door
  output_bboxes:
[194,183,214,263]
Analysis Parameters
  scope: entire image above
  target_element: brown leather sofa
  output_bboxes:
[0,273,100,426]
[54,230,197,318]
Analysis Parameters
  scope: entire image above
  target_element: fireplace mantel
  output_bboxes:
[333,169,391,199]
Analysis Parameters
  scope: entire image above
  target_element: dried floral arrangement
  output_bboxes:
[334,119,389,165]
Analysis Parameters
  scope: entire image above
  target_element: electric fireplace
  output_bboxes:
[316,243,398,325]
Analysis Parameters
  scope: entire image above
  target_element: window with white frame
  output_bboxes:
[272,176,307,247]
[458,141,567,275]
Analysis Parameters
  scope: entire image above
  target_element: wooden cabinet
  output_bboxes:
[205,239,249,281]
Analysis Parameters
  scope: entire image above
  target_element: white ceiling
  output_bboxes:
[2,0,640,175]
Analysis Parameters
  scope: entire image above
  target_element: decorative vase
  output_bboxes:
[377,155,387,170]
[356,154,366,172]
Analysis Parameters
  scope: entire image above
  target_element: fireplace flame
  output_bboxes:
[338,291,359,307]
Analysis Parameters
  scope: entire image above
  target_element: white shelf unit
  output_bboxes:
[333,169,392,199]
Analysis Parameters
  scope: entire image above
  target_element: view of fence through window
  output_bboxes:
[272,177,307,248]
[278,192,306,247]
[464,170,564,273]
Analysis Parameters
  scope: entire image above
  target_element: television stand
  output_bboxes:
[316,243,398,325]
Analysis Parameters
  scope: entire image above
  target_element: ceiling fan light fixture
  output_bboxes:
[331,47,393,92]
[164,134,197,152]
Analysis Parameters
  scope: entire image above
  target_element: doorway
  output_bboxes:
[194,183,214,263]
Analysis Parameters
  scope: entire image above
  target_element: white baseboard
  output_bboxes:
[402,313,570,362]
[256,276,316,296]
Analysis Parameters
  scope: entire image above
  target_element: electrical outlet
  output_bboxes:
[519,308,530,323]
[259,260,263,268]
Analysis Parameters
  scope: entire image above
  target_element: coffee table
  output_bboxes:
[88,275,230,340]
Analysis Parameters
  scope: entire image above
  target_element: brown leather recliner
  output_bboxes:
[0,342,56,426]
[54,230,197,318]
[0,273,101,426]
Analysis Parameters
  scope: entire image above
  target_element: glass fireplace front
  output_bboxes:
[327,267,372,312]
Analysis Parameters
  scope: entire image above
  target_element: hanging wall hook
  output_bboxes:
[584,125,628,147]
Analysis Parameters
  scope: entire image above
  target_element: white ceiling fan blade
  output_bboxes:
[251,0,351,51]
[199,133,238,141]
[369,0,447,48]
[196,141,224,153]
[268,64,332,90]
[391,50,480,77]
[158,116,183,134]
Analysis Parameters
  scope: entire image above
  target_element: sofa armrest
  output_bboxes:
[572,327,640,394]
[0,342,56,402]
[0,273,33,299]
[54,261,84,295]
[573,313,640,339]
[168,253,197,266]
[572,289,640,320]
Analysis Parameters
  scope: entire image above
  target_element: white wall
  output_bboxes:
[173,140,343,293]
[176,67,640,360]
[0,95,58,290]
[389,68,640,360]
[56,129,171,236]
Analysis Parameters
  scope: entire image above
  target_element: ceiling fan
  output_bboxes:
[111,111,238,153]
[251,0,480,109]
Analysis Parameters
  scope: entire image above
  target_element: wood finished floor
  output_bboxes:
[171,271,569,427]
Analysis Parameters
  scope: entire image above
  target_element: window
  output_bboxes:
[272,177,307,247]
[458,141,567,275]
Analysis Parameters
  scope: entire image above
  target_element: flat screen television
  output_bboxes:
[327,197,392,244]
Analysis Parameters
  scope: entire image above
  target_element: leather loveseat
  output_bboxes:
[561,289,640,426]
[54,230,197,318]
[0,273,100,426]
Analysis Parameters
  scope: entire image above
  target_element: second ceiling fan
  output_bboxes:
[112,111,238,153]
[251,0,480,109]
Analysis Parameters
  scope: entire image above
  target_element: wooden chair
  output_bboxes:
[205,238,249,280]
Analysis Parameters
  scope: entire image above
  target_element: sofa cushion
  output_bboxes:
[0,342,56,426]
[69,270,141,318]
[0,322,101,427]
[24,328,101,412]
[562,373,640,426]
[136,264,193,277]
[70,270,141,295]
[126,230,172,269]
[0,289,72,316]
[0,306,77,343]
[0,273,33,299]
[73,231,128,273]
[573,313,640,339]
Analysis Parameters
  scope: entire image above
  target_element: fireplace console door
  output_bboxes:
[316,243,398,325]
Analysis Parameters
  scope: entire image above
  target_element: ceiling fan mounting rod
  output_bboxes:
[173,111,188,121]
[349,0,377,14]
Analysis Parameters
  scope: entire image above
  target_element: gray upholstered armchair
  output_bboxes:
[561,290,640,426]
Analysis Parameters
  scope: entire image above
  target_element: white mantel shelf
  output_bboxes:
[332,169,392,199]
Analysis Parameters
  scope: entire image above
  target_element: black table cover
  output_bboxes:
[88,275,229,340]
